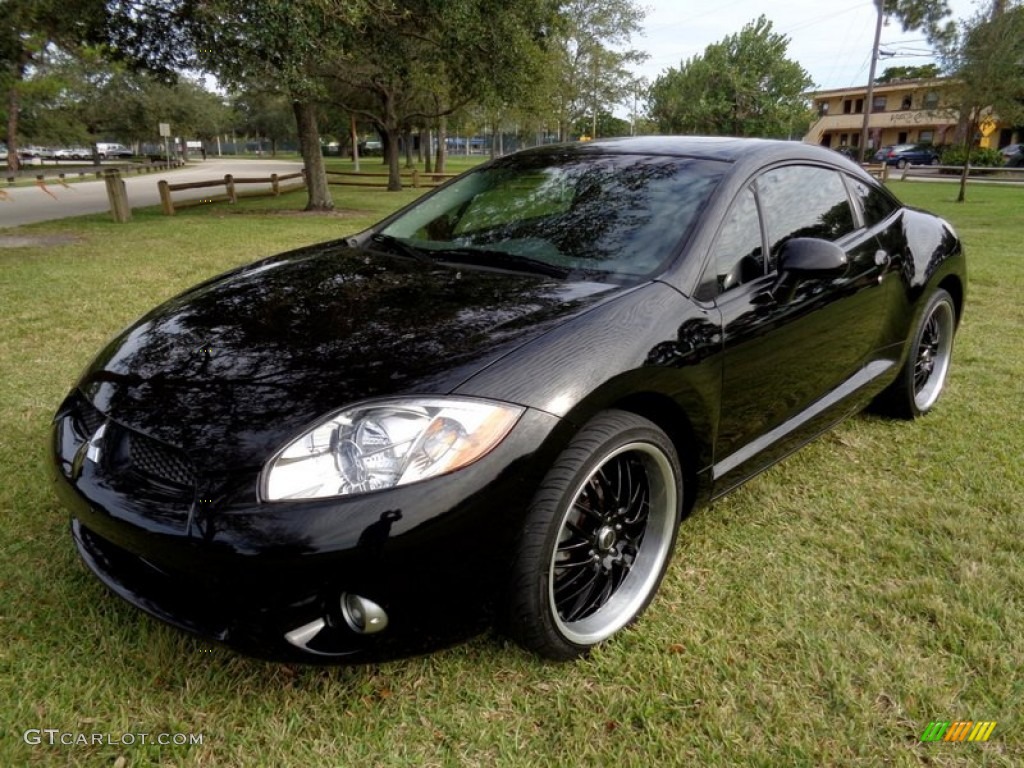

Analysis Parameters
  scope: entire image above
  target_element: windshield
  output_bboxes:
[379,153,723,281]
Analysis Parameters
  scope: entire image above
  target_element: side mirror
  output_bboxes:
[778,238,848,278]
[772,238,848,302]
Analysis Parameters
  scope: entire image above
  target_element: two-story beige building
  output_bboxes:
[805,78,963,151]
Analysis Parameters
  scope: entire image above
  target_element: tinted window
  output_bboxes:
[756,166,856,269]
[703,185,764,298]
[382,155,723,280]
[848,178,899,227]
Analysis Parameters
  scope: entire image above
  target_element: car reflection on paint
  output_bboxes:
[50,136,966,663]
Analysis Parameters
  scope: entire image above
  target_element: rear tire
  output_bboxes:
[878,288,957,419]
[500,410,682,660]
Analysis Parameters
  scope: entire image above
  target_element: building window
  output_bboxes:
[923,91,939,109]
[818,101,829,116]
[855,98,864,113]
[901,95,912,110]
[872,96,887,113]
[843,99,852,114]
[898,132,908,144]
[919,130,934,144]
[840,133,848,145]
[852,133,860,147]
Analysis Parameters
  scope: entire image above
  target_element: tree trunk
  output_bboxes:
[435,115,447,174]
[424,129,433,173]
[403,129,414,168]
[350,113,360,172]
[417,129,425,163]
[957,134,974,203]
[6,74,23,174]
[292,100,333,211]
[383,126,402,191]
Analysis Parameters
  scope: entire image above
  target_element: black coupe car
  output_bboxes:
[51,137,965,663]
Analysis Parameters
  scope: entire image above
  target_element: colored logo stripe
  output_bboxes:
[945,722,973,741]
[921,722,949,742]
[920,721,996,742]
[969,722,997,742]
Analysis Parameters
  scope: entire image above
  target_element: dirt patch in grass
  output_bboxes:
[0,234,81,248]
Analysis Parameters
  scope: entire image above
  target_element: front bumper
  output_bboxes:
[51,391,566,663]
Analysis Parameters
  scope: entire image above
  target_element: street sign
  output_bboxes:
[159,123,171,138]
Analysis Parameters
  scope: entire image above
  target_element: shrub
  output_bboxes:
[939,145,1004,167]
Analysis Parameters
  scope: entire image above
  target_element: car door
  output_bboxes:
[706,164,893,494]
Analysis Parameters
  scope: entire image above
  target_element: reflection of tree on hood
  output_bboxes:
[80,245,605,472]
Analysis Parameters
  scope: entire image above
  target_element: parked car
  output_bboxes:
[870,146,892,163]
[1000,143,1023,167]
[50,137,966,664]
[54,147,92,161]
[880,143,941,168]
[19,146,55,160]
[95,142,133,159]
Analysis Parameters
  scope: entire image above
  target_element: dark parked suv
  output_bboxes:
[880,144,940,168]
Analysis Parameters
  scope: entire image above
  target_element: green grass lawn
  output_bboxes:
[0,180,1021,766]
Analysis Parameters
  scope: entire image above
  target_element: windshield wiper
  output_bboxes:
[368,234,433,264]
[433,247,572,279]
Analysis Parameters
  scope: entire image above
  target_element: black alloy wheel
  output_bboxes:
[501,410,682,660]
[880,288,957,419]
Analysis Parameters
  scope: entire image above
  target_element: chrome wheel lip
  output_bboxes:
[913,299,954,412]
[548,441,677,646]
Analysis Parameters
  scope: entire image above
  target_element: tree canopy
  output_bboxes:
[647,16,812,139]
[875,64,942,82]
[939,1,1024,201]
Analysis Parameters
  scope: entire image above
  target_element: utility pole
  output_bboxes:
[858,0,885,162]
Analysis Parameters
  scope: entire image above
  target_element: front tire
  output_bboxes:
[501,410,682,660]
[880,288,957,419]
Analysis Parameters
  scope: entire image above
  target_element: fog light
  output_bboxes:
[340,592,388,634]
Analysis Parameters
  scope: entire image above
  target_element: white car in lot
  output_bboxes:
[20,146,56,160]
[55,148,93,161]
[96,143,133,159]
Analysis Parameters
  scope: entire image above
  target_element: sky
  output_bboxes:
[633,0,984,92]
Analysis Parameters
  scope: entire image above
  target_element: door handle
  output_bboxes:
[874,250,891,283]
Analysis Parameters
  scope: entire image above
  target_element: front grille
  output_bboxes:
[78,399,106,437]
[127,431,195,487]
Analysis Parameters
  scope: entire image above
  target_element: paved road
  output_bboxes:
[0,158,303,228]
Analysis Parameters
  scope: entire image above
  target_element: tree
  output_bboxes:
[858,1,955,159]
[0,1,107,170]
[647,16,812,138]
[233,89,296,156]
[547,0,647,141]
[323,0,558,190]
[940,2,1024,201]
[1,1,191,171]
[189,0,381,210]
[875,64,942,82]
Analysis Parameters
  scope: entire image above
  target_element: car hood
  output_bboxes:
[77,240,620,469]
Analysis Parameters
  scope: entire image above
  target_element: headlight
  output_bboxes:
[262,398,524,501]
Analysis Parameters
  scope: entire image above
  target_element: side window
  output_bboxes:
[756,166,856,269]
[698,185,764,300]
[847,177,899,228]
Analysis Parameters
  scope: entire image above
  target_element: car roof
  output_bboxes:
[512,135,849,166]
